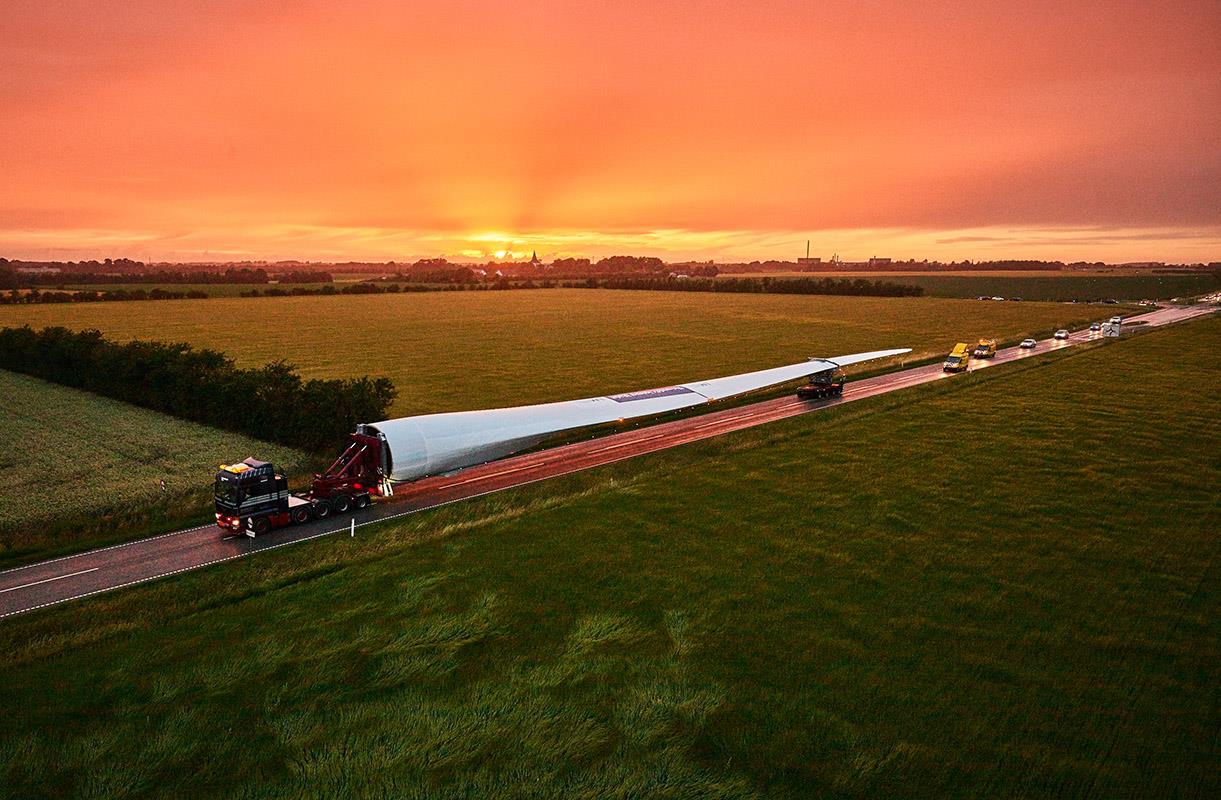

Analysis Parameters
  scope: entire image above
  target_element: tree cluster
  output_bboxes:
[1,288,210,305]
[0,326,397,453]
[18,268,271,285]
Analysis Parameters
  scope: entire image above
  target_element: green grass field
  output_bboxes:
[0,371,310,565]
[1,315,1215,798]
[722,271,1219,301]
[0,290,1119,416]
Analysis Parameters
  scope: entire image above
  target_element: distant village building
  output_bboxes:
[868,257,892,268]
[529,251,543,268]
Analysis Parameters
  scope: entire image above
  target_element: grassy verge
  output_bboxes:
[1,316,1216,798]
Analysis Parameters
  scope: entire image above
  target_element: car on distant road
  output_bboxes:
[1054,329,1070,340]
[1020,338,1037,348]
[972,338,997,358]
[991,296,1005,301]
[1090,322,1101,331]
[1109,315,1123,325]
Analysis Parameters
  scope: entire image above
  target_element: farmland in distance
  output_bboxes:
[717,270,1220,301]
[0,290,1119,416]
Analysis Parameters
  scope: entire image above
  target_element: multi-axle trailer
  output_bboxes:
[213,432,391,536]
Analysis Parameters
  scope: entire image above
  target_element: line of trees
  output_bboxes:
[0,326,397,452]
[14,268,274,285]
[591,276,924,297]
[2,288,210,305]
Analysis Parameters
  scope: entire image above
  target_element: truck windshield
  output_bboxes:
[214,476,241,504]
[811,369,845,384]
[946,356,965,365]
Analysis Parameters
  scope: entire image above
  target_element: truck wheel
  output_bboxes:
[331,495,351,514]
[250,516,271,536]
[355,494,370,510]
[312,500,330,518]
[292,507,310,524]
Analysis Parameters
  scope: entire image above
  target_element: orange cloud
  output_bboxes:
[1,1,1218,261]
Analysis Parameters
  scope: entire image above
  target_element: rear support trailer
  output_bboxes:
[796,367,846,400]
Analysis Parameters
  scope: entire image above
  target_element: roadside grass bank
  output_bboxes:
[0,316,1216,798]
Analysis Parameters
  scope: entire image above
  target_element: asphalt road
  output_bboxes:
[1,303,1214,618]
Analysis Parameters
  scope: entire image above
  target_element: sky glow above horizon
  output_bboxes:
[2,0,1218,262]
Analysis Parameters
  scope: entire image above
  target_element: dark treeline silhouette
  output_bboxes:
[240,280,546,297]
[15,268,271,285]
[0,258,146,274]
[592,276,923,297]
[720,259,1091,273]
[2,288,210,305]
[383,266,481,283]
[0,326,396,452]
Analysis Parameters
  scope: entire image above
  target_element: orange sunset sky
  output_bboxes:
[2,0,1219,263]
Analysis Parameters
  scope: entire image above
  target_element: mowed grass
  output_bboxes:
[0,290,1115,415]
[0,371,310,564]
[1,315,1216,798]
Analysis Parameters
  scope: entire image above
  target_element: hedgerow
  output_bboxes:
[0,326,395,452]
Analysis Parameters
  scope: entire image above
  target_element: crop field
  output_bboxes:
[724,271,1219,301]
[1,316,1216,798]
[0,290,1119,416]
[0,371,309,565]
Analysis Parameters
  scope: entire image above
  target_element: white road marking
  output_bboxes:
[0,567,100,594]
[587,432,673,453]
[452,464,532,485]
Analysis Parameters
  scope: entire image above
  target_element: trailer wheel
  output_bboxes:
[292,507,310,524]
[250,516,271,536]
[355,494,370,510]
[331,495,351,514]
[312,500,330,518]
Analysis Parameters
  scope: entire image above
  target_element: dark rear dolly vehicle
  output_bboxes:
[796,367,846,400]
[214,432,392,537]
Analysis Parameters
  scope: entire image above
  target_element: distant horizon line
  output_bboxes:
[4,255,1218,269]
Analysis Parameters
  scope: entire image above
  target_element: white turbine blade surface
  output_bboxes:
[368,347,911,481]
